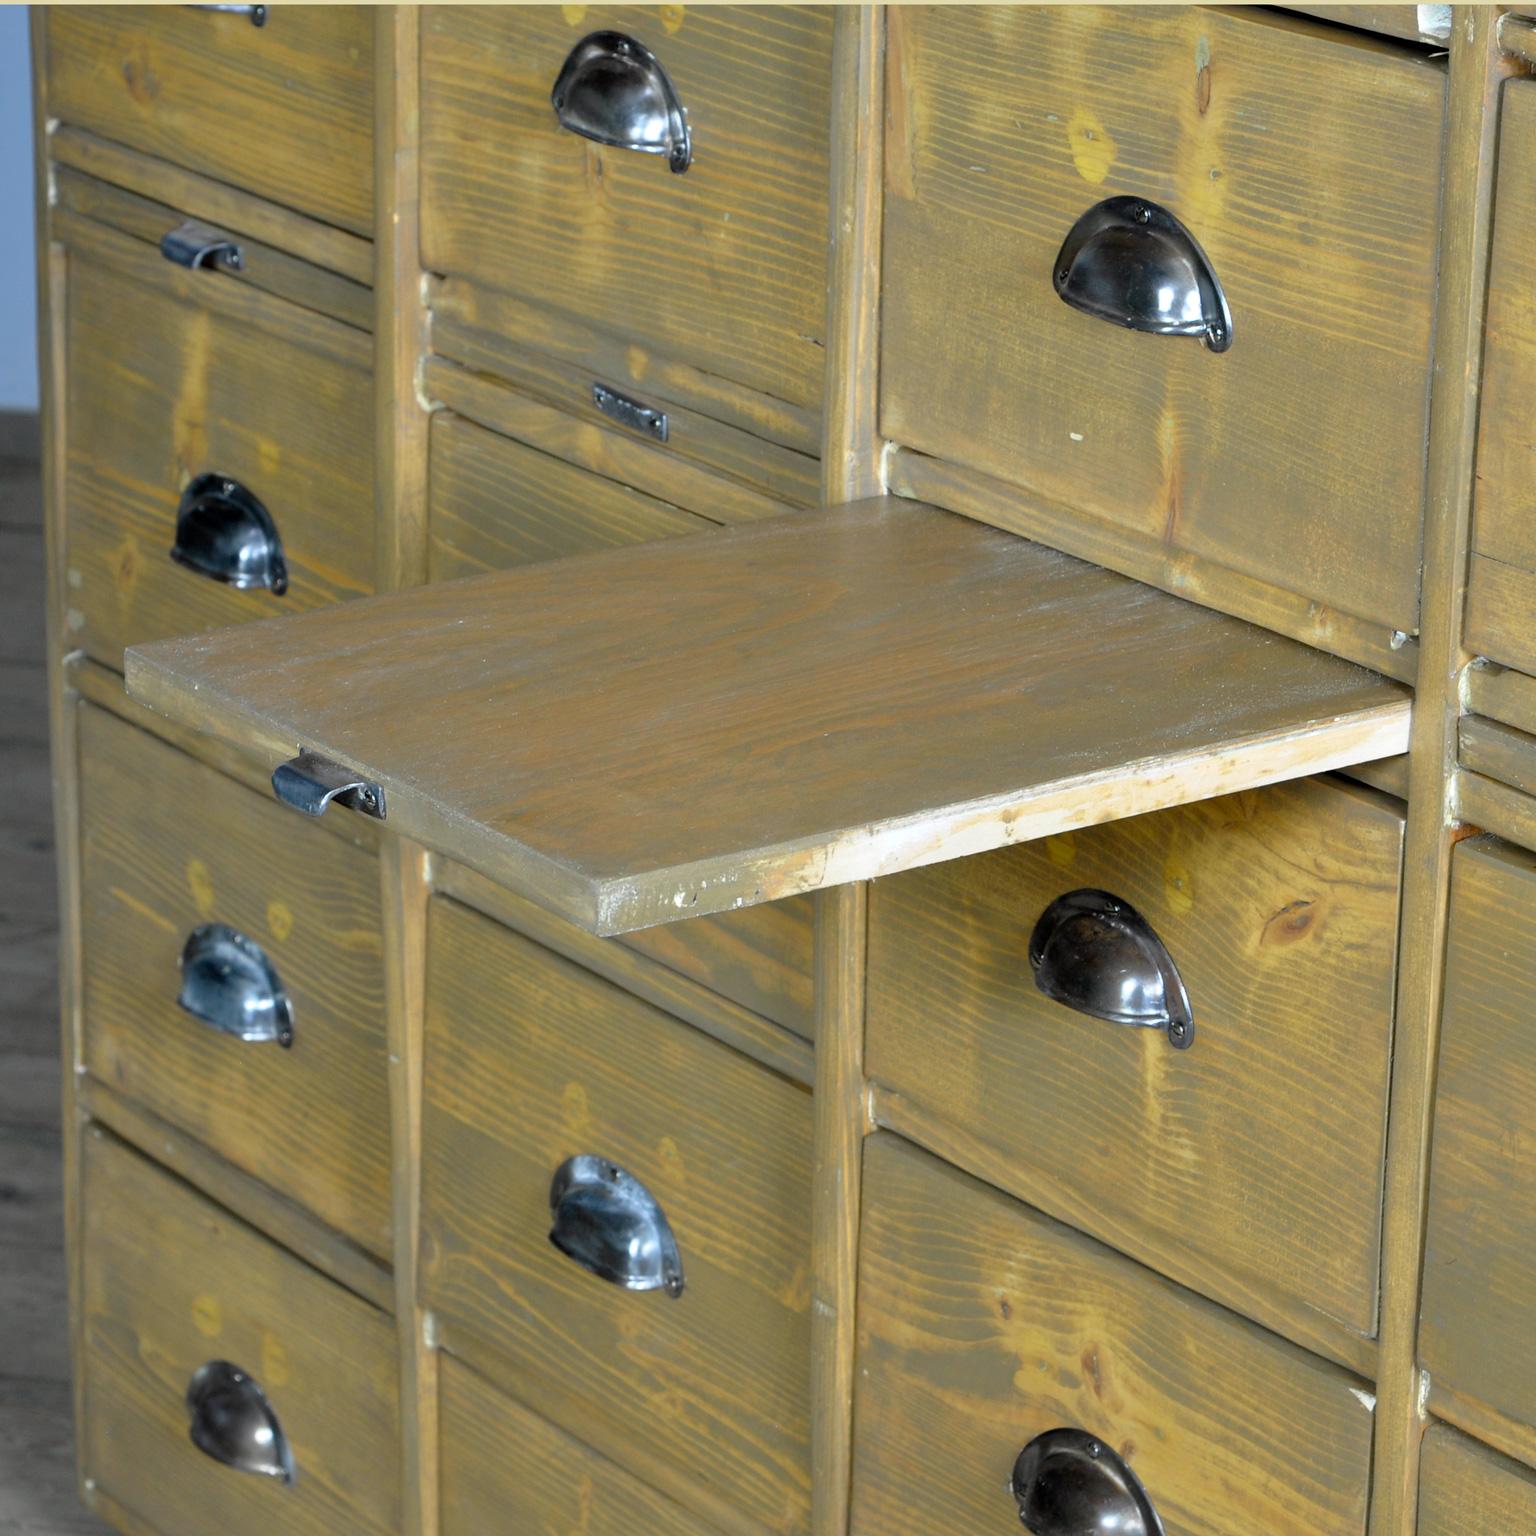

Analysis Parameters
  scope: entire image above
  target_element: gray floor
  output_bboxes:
[0,439,111,1533]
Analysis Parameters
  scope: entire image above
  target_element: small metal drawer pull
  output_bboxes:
[1053,195,1232,352]
[272,751,386,821]
[1028,889,1194,1049]
[160,219,245,273]
[1011,1428,1163,1536]
[170,473,287,594]
[549,1154,684,1297]
[186,1360,295,1484]
[551,31,691,173]
[177,924,294,1047]
[185,4,268,25]
[592,381,668,442]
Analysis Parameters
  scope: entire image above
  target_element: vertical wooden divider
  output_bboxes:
[30,6,93,1502]
[812,11,884,1536]
[1369,10,1516,1532]
[375,9,436,1536]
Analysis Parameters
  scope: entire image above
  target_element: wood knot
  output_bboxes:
[1262,899,1316,946]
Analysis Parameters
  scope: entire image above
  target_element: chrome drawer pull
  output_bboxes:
[160,219,245,273]
[186,1360,295,1484]
[549,1154,684,1297]
[1028,889,1194,1049]
[592,381,669,442]
[1053,195,1232,353]
[1011,1428,1163,1536]
[170,474,287,594]
[185,4,268,25]
[271,751,386,821]
[177,924,294,1048]
[551,31,691,174]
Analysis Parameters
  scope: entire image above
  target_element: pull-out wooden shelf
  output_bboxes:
[126,499,1411,935]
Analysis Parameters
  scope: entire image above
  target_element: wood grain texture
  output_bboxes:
[45,5,373,235]
[428,279,820,457]
[1460,714,1536,798]
[125,499,1411,937]
[1370,16,1514,1535]
[77,703,392,1258]
[375,8,431,600]
[420,898,812,1536]
[437,1355,720,1536]
[821,7,885,505]
[1457,769,1536,856]
[425,356,802,527]
[1421,837,1536,1432]
[81,1078,394,1315]
[1465,661,1536,738]
[381,837,436,1536]
[376,27,438,1535]
[63,239,373,672]
[32,12,92,1510]
[435,861,815,1080]
[428,411,713,582]
[881,5,1443,636]
[79,1130,399,1536]
[428,315,822,506]
[810,882,868,1536]
[1465,552,1536,676]
[68,655,379,855]
[887,446,1419,685]
[55,166,372,331]
[1418,1423,1536,1535]
[421,6,831,421]
[867,776,1404,1340]
[1467,79,1536,674]
[50,124,373,284]
[850,1135,1375,1536]
[1290,5,1452,43]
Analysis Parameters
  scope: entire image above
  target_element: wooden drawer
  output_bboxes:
[1421,836,1536,1432]
[1418,1424,1536,1534]
[79,1129,399,1536]
[64,240,374,670]
[881,6,1443,634]
[428,410,713,581]
[1467,79,1536,677]
[852,1135,1374,1536]
[439,1354,718,1536]
[420,897,813,1535]
[421,6,832,442]
[867,777,1405,1340]
[45,6,373,235]
[78,702,391,1259]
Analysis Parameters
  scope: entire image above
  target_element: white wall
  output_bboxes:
[0,6,35,411]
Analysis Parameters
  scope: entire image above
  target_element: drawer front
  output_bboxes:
[80,1129,399,1536]
[428,410,713,581]
[881,6,1442,633]
[79,703,391,1258]
[867,777,1405,1335]
[1421,837,1536,1430]
[1468,79,1536,676]
[439,1355,718,1536]
[1418,1424,1536,1534]
[421,6,832,421]
[851,1135,1374,1536]
[65,249,374,669]
[421,897,812,1534]
[620,894,816,1042]
[46,5,373,234]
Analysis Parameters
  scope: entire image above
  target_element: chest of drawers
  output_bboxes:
[31,7,1536,1536]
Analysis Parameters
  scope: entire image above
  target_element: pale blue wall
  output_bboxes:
[0,6,36,411]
